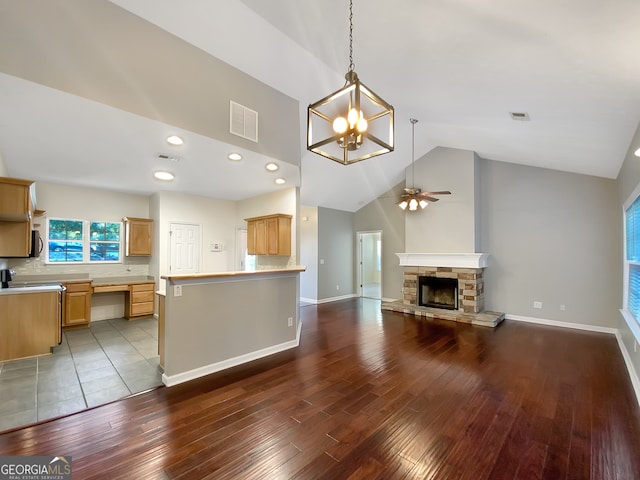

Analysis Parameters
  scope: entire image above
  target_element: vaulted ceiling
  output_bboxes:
[1,0,639,212]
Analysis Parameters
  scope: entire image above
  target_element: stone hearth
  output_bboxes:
[382,253,505,328]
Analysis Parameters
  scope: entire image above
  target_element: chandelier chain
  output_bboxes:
[348,0,355,72]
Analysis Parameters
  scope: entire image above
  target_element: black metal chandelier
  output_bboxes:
[307,0,394,165]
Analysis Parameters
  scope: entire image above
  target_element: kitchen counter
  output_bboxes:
[0,284,65,296]
[162,267,305,282]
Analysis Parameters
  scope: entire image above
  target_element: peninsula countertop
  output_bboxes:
[161,266,306,282]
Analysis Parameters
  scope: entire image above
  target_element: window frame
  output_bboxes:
[45,217,123,264]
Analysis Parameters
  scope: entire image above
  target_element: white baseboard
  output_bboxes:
[615,331,640,407]
[300,294,357,305]
[162,336,300,387]
[506,314,618,334]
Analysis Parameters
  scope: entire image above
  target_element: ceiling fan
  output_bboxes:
[399,118,451,211]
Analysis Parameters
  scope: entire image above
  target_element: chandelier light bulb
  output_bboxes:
[333,117,348,134]
[409,198,418,211]
[419,199,428,209]
[399,200,408,210]
[357,116,368,132]
[347,108,359,127]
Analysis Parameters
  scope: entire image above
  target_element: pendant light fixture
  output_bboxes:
[307,0,394,165]
[398,118,451,211]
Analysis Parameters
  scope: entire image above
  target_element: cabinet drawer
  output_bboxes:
[93,284,128,293]
[131,283,154,293]
[132,291,154,304]
[130,301,154,316]
[64,282,92,293]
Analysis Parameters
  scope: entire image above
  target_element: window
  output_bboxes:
[47,218,121,263]
[624,192,640,327]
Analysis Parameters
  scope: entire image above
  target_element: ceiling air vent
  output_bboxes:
[509,112,530,121]
[230,101,258,142]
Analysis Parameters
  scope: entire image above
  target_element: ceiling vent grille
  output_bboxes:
[230,101,258,142]
[509,112,530,121]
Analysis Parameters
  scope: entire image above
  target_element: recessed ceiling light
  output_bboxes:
[166,135,184,146]
[635,148,640,157]
[275,178,286,185]
[265,162,279,172]
[154,171,175,181]
[228,153,242,161]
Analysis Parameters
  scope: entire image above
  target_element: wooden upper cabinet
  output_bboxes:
[0,177,33,222]
[0,177,34,257]
[245,214,292,256]
[123,217,153,256]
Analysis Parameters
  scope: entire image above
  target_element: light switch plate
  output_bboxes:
[174,285,182,297]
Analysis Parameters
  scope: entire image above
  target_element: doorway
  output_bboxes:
[357,231,382,299]
[169,223,201,274]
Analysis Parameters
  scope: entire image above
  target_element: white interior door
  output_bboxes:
[169,223,200,274]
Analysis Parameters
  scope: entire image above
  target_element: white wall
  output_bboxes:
[0,151,7,176]
[156,191,237,283]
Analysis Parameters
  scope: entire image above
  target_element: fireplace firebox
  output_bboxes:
[418,276,458,310]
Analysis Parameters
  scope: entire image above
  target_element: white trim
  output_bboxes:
[615,330,640,407]
[162,337,300,387]
[506,314,617,334]
[300,294,358,304]
[620,308,640,343]
[316,293,358,304]
[396,253,490,268]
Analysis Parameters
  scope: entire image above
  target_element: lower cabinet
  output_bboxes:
[62,281,92,328]
[125,282,155,319]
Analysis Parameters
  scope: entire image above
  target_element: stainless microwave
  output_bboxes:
[30,230,43,258]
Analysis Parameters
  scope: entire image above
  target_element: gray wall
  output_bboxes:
[478,159,620,327]
[405,147,479,253]
[317,207,354,300]
[616,122,640,380]
[353,182,405,301]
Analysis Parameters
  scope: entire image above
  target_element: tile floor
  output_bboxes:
[0,317,163,433]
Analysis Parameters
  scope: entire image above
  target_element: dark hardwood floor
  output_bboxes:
[1,298,639,479]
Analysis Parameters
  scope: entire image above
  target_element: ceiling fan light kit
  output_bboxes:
[307,0,394,165]
[399,118,451,211]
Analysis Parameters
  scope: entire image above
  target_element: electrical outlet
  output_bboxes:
[287,317,293,327]
[173,285,182,297]
[336,285,340,291]
[560,304,566,311]
[533,301,542,309]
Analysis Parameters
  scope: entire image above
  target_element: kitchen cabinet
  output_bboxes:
[0,177,34,257]
[123,217,153,256]
[62,281,92,328]
[0,290,60,361]
[245,214,292,256]
[124,282,155,319]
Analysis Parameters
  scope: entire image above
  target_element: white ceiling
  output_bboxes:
[1,0,639,212]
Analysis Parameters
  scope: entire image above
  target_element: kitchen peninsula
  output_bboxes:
[159,267,305,386]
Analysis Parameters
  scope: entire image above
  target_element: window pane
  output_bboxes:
[90,242,120,261]
[90,222,106,241]
[48,241,83,262]
[90,222,120,242]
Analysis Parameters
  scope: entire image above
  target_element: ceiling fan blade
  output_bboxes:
[422,191,451,195]
[422,196,439,202]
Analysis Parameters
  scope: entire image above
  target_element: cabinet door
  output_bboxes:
[266,217,279,255]
[254,219,267,255]
[125,218,153,256]
[247,220,256,255]
[63,282,92,327]
[0,178,31,221]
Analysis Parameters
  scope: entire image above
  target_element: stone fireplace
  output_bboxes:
[381,253,504,327]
